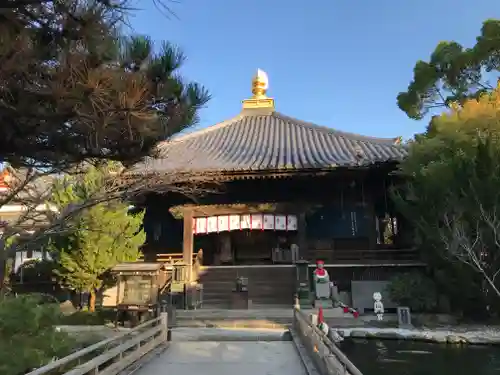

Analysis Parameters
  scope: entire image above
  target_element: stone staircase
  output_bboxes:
[172,307,363,328]
[198,266,296,308]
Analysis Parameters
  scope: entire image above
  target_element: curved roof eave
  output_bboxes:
[134,110,407,175]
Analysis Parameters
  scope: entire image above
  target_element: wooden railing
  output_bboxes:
[139,251,203,282]
[28,313,169,375]
[292,307,363,375]
[310,248,421,264]
[138,252,198,264]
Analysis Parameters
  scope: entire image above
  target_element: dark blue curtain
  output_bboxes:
[306,206,369,239]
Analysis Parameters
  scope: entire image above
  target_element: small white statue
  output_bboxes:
[373,292,384,321]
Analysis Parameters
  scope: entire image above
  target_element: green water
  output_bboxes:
[340,339,500,375]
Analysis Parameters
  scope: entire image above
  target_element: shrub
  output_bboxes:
[60,309,116,326]
[0,294,75,375]
[385,271,438,312]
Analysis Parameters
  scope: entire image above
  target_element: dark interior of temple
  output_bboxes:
[193,230,299,265]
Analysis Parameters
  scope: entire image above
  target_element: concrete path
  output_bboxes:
[135,341,308,375]
[133,328,308,375]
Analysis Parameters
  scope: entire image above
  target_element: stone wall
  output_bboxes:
[351,280,396,313]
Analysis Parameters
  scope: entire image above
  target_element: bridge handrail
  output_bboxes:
[293,307,363,375]
[27,313,168,375]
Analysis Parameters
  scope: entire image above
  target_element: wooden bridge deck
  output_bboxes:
[135,340,308,375]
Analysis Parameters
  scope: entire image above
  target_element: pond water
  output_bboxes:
[340,339,500,375]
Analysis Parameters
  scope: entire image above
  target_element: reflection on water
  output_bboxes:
[340,339,500,375]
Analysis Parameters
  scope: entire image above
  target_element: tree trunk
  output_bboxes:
[89,290,96,312]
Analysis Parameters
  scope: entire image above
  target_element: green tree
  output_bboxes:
[50,163,145,311]
[397,19,500,120]
[394,88,500,317]
[385,271,438,312]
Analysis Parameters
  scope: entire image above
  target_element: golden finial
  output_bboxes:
[252,69,269,98]
[242,69,275,110]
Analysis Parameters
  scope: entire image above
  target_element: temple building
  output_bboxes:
[134,70,423,308]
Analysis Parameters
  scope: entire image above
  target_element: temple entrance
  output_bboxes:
[191,213,300,265]
[194,230,298,265]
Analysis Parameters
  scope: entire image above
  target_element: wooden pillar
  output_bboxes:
[297,212,308,261]
[143,249,157,262]
[182,209,194,280]
[367,203,377,250]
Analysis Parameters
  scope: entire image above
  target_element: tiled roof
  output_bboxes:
[136,110,407,174]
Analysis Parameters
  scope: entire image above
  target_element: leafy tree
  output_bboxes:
[0,0,209,170]
[50,163,145,311]
[394,87,500,316]
[385,271,438,312]
[397,19,500,120]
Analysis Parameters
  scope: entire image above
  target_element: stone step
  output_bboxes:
[201,299,294,305]
[200,275,294,281]
[172,311,363,328]
[200,283,294,290]
[199,280,295,285]
[198,266,296,312]
[173,319,291,329]
[200,280,295,286]
[200,287,294,293]
[202,297,293,304]
[202,294,294,301]
[199,270,295,280]
[202,291,294,299]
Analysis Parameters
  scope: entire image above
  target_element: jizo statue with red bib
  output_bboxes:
[313,260,331,300]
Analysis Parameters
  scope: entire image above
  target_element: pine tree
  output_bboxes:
[0,0,209,293]
[0,1,210,169]
[49,163,145,311]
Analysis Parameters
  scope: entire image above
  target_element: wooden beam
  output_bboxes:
[182,209,194,267]
[175,202,300,217]
[367,203,377,250]
[298,212,308,261]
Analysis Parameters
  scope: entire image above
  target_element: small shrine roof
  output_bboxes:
[112,262,164,272]
[134,70,406,175]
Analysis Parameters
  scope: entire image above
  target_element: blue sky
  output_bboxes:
[129,0,499,140]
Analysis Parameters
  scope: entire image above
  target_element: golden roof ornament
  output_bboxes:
[252,69,269,98]
[242,69,275,110]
